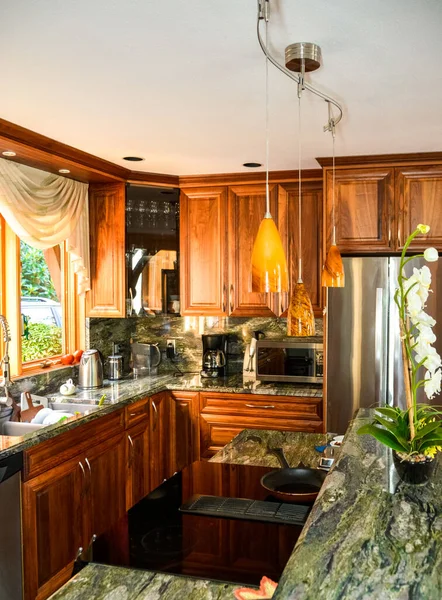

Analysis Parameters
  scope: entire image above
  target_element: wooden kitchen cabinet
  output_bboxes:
[83,432,126,540]
[199,392,323,458]
[87,182,126,317]
[125,397,151,510]
[126,420,150,510]
[278,181,323,316]
[228,184,279,317]
[396,165,442,250]
[149,392,172,489]
[180,187,228,315]
[22,455,85,600]
[324,167,395,253]
[22,431,125,600]
[169,391,200,473]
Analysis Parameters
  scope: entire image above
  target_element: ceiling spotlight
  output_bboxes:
[123,156,145,162]
[58,168,70,174]
[2,150,16,157]
[243,162,262,168]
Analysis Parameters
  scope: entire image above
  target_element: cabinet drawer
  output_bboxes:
[200,393,322,421]
[24,409,125,481]
[125,397,149,428]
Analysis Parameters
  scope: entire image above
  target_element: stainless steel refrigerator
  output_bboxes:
[326,257,442,434]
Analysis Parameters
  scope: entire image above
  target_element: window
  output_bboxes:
[0,217,85,376]
[20,242,63,363]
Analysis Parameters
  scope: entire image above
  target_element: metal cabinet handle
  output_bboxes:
[223,283,227,313]
[128,434,134,449]
[75,547,84,560]
[245,403,275,409]
[151,399,158,431]
[85,457,91,477]
[79,461,86,480]
[230,284,234,313]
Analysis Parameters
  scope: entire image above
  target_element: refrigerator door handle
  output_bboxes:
[374,288,385,406]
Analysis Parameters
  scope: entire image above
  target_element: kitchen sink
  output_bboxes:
[48,401,101,414]
[1,402,101,436]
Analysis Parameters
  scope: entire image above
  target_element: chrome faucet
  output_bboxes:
[0,316,12,403]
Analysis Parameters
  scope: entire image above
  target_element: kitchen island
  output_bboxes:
[48,409,441,600]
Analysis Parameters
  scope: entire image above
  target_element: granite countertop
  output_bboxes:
[274,408,442,600]
[210,428,333,468]
[48,564,243,600]
[0,372,322,461]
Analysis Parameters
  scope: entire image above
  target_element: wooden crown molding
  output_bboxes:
[316,151,442,169]
[178,169,323,188]
[4,117,442,187]
[0,119,179,186]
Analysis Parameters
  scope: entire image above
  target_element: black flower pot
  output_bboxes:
[393,451,436,485]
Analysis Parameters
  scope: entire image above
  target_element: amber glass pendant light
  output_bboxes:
[322,105,345,287]
[287,83,315,337]
[251,18,288,294]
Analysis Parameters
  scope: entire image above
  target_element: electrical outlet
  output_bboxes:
[166,339,176,359]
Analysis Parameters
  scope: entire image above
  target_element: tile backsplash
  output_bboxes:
[87,316,323,376]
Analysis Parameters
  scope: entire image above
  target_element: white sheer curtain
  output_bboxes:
[0,158,90,294]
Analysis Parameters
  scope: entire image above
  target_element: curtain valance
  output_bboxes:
[0,158,90,294]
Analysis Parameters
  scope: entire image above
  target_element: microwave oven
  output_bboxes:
[244,340,323,384]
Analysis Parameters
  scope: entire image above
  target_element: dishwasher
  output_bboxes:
[0,451,23,600]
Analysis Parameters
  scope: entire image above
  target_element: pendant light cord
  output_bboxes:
[264,19,271,218]
[332,125,336,245]
[327,101,337,246]
[298,92,302,283]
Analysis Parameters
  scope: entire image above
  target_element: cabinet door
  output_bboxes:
[396,165,442,250]
[22,456,85,600]
[228,184,279,316]
[126,421,150,510]
[87,182,126,317]
[149,392,171,489]
[84,433,126,540]
[180,187,228,315]
[325,168,395,252]
[278,181,323,316]
[169,391,199,474]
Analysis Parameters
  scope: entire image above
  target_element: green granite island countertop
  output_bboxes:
[273,408,442,600]
[48,564,243,600]
[210,428,333,468]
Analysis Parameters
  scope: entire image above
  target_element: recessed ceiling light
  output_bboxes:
[2,150,16,157]
[243,162,262,168]
[123,156,145,162]
[58,168,70,174]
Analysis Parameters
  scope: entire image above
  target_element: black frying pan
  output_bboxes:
[261,447,327,503]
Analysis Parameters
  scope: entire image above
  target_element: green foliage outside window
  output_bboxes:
[20,241,61,361]
[21,322,62,362]
[20,241,58,300]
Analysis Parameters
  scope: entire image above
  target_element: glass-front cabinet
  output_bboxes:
[125,185,180,316]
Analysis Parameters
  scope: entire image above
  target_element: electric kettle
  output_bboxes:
[79,349,104,388]
[131,342,162,376]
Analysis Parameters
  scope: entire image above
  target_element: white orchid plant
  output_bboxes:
[359,224,442,458]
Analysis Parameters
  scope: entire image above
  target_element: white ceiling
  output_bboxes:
[1,0,442,175]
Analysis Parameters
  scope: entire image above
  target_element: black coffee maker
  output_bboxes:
[201,334,228,378]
